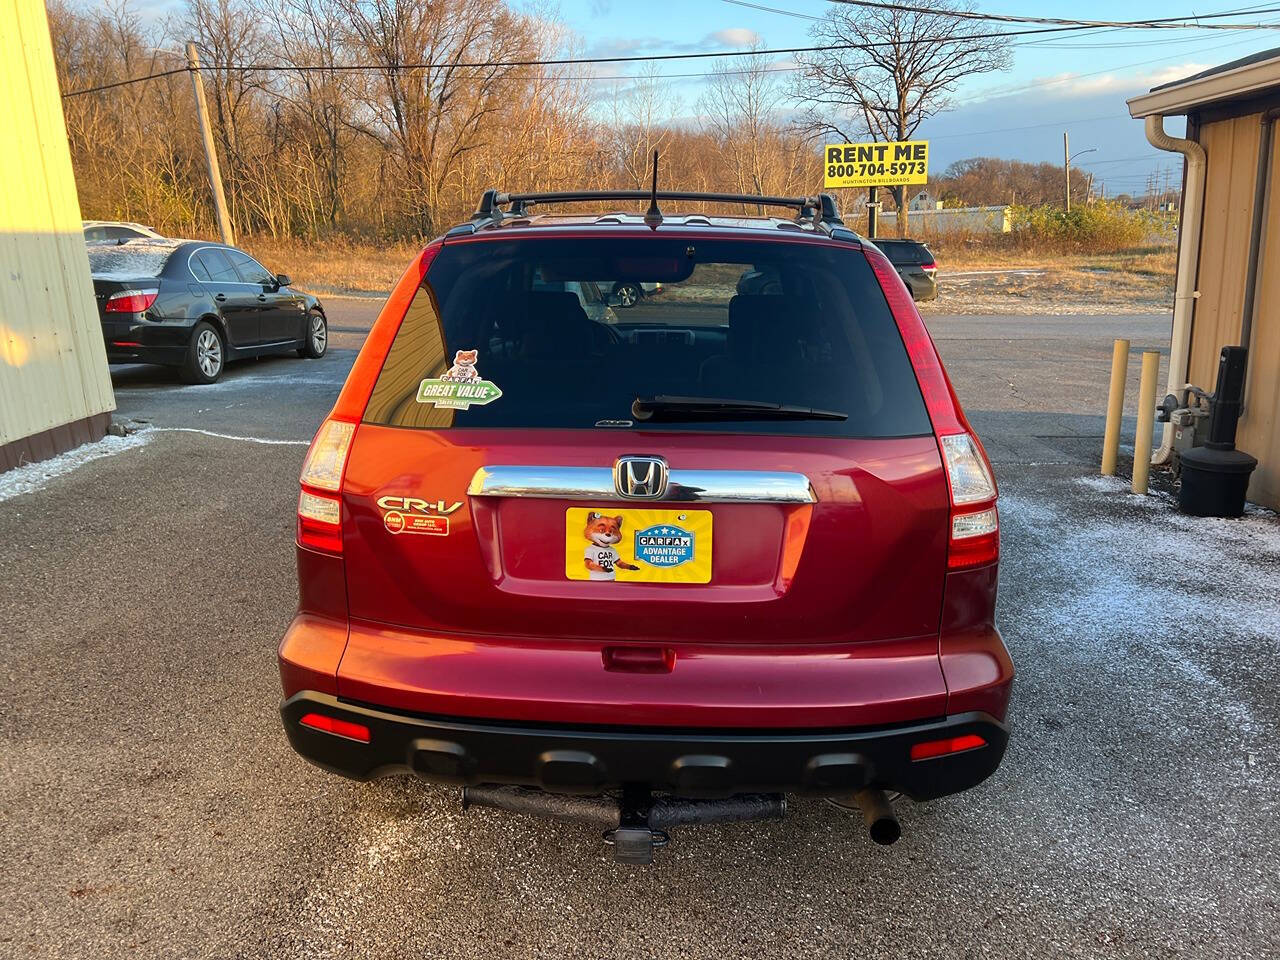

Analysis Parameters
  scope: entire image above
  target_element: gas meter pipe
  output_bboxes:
[1143,115,1207,465]
[1133,350,1161,494]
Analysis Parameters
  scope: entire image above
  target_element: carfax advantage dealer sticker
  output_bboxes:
[565,508,712,584]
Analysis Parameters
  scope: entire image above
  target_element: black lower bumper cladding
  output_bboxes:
[281,692,1009,801]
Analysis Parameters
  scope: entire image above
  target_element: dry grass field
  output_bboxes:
[242,233,1177,315]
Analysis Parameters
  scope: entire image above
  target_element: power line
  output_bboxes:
[1076,154,1167,166]
[949,25,1274,106]
[57,22,1123,98]
[925,113,1124,139]
[824,0,1280,30]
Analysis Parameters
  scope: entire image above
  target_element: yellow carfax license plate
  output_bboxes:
[565,507,712,583]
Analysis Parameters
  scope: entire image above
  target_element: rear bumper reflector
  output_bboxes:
[910,733,986,761]
[299,712,371,743]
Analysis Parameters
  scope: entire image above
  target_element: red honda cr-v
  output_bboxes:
[279,190,1013,863]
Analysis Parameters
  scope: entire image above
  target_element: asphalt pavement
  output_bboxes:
[2,301,1277,959]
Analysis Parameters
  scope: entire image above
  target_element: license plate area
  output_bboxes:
[565,507,712,583]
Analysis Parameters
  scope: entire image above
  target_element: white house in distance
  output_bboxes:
[879,191,1013,235]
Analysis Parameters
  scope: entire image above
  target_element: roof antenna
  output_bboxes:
[643,150,663,229]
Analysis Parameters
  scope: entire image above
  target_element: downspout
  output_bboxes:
[1144,115,1207,465]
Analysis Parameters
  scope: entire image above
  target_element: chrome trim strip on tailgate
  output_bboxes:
[467,466,817,504]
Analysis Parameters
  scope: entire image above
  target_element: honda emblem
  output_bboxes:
[614,456,668,500]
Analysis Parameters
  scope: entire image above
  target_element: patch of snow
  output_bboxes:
[0,432,150,503]
[86,243,177,278]
[149,427,309,446]
[1075,475,1131,494]
[1001,478,1280,737]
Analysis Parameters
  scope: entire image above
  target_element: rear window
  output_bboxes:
[363,236,931,438]
[86,244,175,279]
[192,248,240,283]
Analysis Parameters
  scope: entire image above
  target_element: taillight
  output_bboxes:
[921,259,937,273]
[103,289,159,313]
[297,418,356,554]
[940,432,999,569]
[866,247,998,570]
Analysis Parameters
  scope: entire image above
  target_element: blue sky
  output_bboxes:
[545,0,1280,194]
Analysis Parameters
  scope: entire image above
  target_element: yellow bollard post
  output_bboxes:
[1101,339,1130,476]
[1132,350,1161,494]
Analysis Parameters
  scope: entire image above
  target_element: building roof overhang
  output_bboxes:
[1128,47,1280,118]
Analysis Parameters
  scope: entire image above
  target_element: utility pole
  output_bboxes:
[186,42,234,246]
[867,185,879,238]
[1063,131,1071,213]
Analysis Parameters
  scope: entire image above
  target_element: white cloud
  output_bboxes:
[706,28,761,48]
[1137,63,1213,88]
[971,60,1218,105]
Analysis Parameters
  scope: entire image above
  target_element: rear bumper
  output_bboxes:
[281,691,1009,801]
[102,318,190,364]
[904,272,938,302]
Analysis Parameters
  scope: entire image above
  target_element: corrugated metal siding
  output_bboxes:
[1239,125,1280,507]
[0,0,114,450]
[1191,113,1280,507]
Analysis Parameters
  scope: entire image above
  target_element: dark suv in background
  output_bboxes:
[872,238,937,302]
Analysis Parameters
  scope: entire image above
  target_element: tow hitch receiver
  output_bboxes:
[461,784,786,864]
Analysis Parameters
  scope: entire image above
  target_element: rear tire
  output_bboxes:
[612,282,642,308]
[298,311,327,358]
[181,321,224,384]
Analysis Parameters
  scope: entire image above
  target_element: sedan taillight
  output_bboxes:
[103,289,158,313]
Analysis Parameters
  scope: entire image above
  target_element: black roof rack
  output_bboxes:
[465,189,847,235]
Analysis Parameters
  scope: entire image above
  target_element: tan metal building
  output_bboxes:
[1129,51,1280,509]
[0,0,114,471]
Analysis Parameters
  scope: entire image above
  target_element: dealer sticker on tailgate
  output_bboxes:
[565,508,712,583]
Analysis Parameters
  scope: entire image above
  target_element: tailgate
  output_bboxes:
[341,426,948,646]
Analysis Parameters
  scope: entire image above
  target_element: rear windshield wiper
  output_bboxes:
[631,395,848,423]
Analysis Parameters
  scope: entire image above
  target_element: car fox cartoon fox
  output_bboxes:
[442,348,479,382]
[583,512,639,581]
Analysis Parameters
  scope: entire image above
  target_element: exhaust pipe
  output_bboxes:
[854,788,901,845]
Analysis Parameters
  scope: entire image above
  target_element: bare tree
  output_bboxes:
[604,64,679,190]
[793,0,1010,232]
[700,45,811,209]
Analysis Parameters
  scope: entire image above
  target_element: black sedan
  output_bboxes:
[88,239,328,383]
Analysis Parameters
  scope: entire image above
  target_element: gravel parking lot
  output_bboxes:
[2,303,1277,959]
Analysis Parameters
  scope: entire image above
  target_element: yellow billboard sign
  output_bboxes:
[824,141,929,188]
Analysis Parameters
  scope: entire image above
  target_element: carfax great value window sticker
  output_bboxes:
[416,349,503,410]
[564,508,713,583]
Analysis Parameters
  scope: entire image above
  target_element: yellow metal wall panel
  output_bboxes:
[0,0,114,449]
[1237,129,1280,507]
[1190,112,1280,508]
[1190,116,1258,392]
